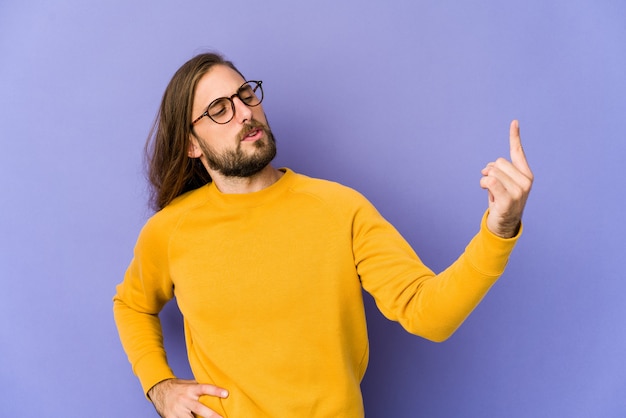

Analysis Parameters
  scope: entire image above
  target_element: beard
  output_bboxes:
[196,120,277,178]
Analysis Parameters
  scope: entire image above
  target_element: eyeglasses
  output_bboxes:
[191,80,264,125]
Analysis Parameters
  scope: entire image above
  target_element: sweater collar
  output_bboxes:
[205,167,295,208]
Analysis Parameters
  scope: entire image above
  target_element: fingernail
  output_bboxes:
[222,390,229,398]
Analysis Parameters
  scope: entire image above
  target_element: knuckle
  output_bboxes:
[201,383,216,394]
[485,177,499,188]
[520,177,533,191]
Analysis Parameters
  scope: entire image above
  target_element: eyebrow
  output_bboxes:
[207,82,247,102]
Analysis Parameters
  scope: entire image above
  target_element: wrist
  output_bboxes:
[492,220,521,239]
[148,378,175,401]
[486,211,521,239]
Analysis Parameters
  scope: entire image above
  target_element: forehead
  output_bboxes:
[194,64,246,106]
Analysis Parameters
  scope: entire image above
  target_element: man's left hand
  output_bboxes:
[480,120,534,238]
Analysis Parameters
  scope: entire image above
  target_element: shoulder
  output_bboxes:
[288,171,367,203]
[140,186,210,241]
[285,170,377,219]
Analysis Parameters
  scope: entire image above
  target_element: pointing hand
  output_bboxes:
[480,120,534,238]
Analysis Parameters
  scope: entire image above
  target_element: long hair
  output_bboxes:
[145,52,244,211]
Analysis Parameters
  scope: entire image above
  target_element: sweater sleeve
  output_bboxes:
[113,216,177,395]
[354,203,520,342]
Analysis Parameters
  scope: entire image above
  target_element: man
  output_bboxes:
[113,52,533,418]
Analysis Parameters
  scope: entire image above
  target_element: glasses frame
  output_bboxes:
[191,80,264,126]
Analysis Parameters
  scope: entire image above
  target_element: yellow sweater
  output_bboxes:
[113,168,519,417]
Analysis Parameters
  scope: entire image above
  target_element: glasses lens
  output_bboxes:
[239,81,263,106]
[208,98,234,124]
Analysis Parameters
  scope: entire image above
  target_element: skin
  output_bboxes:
[148,378,228,418]
[187,64,283,195]
[149,66,533,417]
[480,120,533,238]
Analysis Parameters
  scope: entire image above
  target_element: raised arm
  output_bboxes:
[357,120,533,341]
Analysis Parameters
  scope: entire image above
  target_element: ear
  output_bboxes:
[188,136,202,158]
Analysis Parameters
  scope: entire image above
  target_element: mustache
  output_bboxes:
[237,120,271,142]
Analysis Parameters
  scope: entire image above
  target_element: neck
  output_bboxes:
[210,165,283,194]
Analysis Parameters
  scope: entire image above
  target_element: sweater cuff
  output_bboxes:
[133,350,177,398]
[464,210,522,276]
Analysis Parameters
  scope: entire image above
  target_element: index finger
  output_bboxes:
[509,120,532,177]
[196,384,229,399]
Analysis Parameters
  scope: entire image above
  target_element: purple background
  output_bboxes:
[1,0,625,416]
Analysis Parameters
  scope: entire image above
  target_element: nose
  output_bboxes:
[232,96,253,124]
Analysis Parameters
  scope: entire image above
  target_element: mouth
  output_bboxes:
[241,127,264,142]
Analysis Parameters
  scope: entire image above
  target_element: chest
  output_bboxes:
[167,204,360,325]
